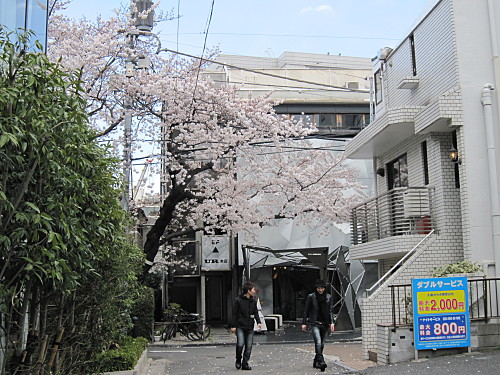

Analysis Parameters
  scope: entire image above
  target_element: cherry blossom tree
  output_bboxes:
[47,0,364,277]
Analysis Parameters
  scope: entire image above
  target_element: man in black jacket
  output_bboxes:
[231,281,262,371]
[301,279,335,372]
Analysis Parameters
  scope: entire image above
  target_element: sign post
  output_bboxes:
[412,277,470,359]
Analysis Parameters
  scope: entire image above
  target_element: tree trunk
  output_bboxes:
[142,185,189,278]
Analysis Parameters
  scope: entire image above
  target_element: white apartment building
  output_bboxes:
[345,0,500,360]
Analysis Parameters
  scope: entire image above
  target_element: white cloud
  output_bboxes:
[300,4,333,14]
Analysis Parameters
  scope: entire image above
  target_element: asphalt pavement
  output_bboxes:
[144,322,500,375]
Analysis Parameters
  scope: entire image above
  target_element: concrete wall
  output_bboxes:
[376,322,500,365]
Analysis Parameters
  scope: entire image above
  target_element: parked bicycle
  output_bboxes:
[161,312,211,342]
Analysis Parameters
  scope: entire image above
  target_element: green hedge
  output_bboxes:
[93,336,148,372]
[130,287,155,340]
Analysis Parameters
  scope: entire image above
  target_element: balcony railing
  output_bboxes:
[351,187,434,245]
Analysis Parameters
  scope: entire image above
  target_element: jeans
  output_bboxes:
[311,324,328,363]
[236,328,254,363]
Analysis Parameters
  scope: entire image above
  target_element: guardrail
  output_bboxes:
[351,187,434,245]
[366,230,434,297]
[388,278,500,327]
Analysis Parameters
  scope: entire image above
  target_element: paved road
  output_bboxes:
[357,348,500,375]
[147,343,349,374]
[146,344,500,375]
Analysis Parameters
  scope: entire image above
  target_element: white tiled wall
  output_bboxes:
[358,0,473,358]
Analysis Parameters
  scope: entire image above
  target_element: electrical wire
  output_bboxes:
[159,47,369,93]
[209,79,367,96]
[176,0,181,51]
[158,31,400,42]
[191,0,215,106]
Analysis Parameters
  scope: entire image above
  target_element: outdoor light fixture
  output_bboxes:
[376,167,385,177]
[449,146,461,164]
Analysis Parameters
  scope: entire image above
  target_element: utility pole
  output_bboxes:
[122,0,154,210]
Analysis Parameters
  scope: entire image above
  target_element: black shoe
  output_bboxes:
[235,359,242,370]
[313,360,320,368]
[319,362,327,372]
[242,362,252,370]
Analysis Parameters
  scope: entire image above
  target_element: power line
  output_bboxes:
[191,0,215,113]
[157,47,369,93]
[209,79,367,96]
[176,0,181,51]
[158,31,400,42]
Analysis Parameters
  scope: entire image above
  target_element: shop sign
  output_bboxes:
[202,236,230,271]
[412,277,470,350]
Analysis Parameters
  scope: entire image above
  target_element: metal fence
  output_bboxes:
[388,278,500,327]
[351,187,434,245]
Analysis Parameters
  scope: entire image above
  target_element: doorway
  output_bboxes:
[205,274,226,324]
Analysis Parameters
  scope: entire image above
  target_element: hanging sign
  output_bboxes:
[412,277,470,350]
[202,236,231,271]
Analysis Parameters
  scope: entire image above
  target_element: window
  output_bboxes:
[421,141,429,185]
[410,34,417,76]
[0,0,48,51]
[290,114,313,126]
[290,113,369,129]
[387,154,408,189]
[374,70,383,104]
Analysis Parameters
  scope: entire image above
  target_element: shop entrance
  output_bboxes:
[205,274,226,324]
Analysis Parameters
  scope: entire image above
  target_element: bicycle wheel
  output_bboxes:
[199,325,210,339]
[161,323,176,342]
[186,322,200,341]
[190,323,211,340]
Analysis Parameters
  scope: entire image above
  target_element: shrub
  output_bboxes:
[432,260,484,277]
[130,287,155,340]
[92,336,148,372]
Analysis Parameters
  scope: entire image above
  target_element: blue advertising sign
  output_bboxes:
[412,277,470,350]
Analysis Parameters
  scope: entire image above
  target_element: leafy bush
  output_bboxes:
[162,302,188,321]
[130,287,155,340]
[432,260,484,277]
[92,336,148,373]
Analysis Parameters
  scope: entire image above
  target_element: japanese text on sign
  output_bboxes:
[417,290,466,314]
[412,277,470,350]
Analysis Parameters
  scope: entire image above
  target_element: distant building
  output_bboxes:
[205,52,372,138]
[160,52,375,329]
[0,0,49,51]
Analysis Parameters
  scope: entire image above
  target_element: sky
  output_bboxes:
[61,0,437,59]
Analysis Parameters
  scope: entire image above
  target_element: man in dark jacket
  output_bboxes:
[301,279,335,372]
[231,281,262,371]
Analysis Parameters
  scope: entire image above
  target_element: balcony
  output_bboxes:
[345,106,424,159]
[350,187,434,258]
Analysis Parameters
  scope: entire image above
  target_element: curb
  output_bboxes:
[104,349,151,375]
[150,337,362,348]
